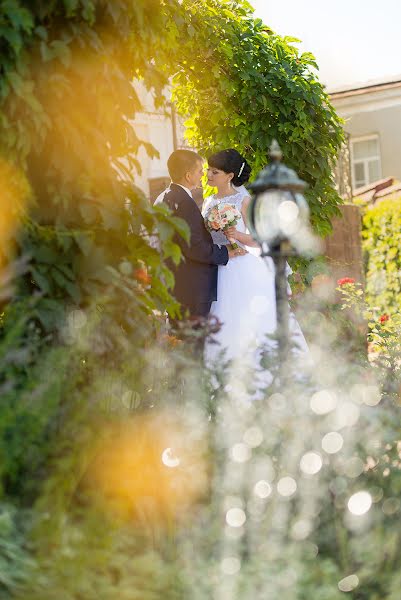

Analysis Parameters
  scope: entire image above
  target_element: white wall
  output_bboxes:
[131,82,175,197]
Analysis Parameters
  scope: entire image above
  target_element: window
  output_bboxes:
[350,135,382,190]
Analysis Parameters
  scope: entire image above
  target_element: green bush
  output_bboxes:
[362,198,401,315]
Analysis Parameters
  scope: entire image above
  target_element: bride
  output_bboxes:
[202,148,308,365]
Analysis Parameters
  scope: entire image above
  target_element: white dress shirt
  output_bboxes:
[154,183,193,205]
[176,183,193,198]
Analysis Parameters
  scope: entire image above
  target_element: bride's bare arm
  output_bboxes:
[225,196,260,247]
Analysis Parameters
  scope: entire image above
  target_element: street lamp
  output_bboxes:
[248,140,320,364]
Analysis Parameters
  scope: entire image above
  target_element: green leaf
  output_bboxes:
[31,267,51,293]
[170,217,190,243]
[4,2,34,32]
[157,221,174,243]
[75,234,94,256]
[63,0,80,17]
[49,40,72,67]
[79,203,99,225]
[34,25,48,41]
[64,280,81,302]
[163,241,182,265]
[98,206,122,231]
[35,298,65,331]
[34,245,60,265]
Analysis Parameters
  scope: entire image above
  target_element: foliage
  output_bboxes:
[0,0,192,330]
[0,288,205,598]
[18,513,186,600]
[0,1,192,595]
[0,504,32,598]
[362,198,401,315]
[177,282,401,600]
[0,0,196,531]
[337,279,401,398]
[0,303,68,501]
[168,0,344,236]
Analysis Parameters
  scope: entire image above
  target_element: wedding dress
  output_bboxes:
[202,186,308,365]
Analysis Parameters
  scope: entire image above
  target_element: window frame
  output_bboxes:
[350,134,382,190]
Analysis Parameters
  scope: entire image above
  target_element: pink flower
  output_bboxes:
[205,203,241,233]
[337,277,356,286]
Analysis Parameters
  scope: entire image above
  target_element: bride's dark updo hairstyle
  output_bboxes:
[208,148,251,186]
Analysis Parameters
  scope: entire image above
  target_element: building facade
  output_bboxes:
[330,77,401,192]
[132,83,175,200]
[132,83,190,201]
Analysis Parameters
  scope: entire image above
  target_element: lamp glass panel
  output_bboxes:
[254,190,284,245]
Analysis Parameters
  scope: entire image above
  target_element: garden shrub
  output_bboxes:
[362,197,401,315]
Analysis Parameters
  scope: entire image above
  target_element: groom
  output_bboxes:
[162,149,242,318]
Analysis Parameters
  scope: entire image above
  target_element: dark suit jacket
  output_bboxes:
[163,183,229,313]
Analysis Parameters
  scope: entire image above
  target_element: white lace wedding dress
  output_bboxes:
[202,187,308,366]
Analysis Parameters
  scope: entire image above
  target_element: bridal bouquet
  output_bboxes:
[204,203,241,250]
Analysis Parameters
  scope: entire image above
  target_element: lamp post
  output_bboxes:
[248,140,319,366]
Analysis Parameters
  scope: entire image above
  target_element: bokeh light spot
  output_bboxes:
[335,402,360,429]
[348,491,372,516]
[68,309,87,330]
[253,480,272,499]
[382,497,401,515]
[291,519,312,540]
[277,477,297,497]
[230,443,251,463]
[243,426,264,448]
[322,432,343,454]
[344,457,364,479]
[300,452,323,475]
[162,448,180,468]
[338,574,359,592]
[226,507,246,528]
[310,389,337,415]
[221,556,241,575]
[351,383,381,406]
[311,274,336,301]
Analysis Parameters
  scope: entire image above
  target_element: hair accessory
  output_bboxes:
[238,162,245,177]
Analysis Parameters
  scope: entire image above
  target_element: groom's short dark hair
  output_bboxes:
[167,149,202,182]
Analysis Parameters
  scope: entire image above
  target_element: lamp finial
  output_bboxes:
[269,139,283,161]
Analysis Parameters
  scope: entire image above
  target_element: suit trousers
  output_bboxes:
[186,301,212,319]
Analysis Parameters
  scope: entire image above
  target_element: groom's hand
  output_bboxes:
[228,247,247,259]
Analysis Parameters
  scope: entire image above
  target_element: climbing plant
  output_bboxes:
[168,0,344,236]
[0,0,189,334]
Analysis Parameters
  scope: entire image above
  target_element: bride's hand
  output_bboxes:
[224,226,238,240]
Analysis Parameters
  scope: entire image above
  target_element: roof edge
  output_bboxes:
[329,78,401,99]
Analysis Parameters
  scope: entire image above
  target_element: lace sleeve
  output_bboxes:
[202,195,217,217]
[234,185,250,200]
